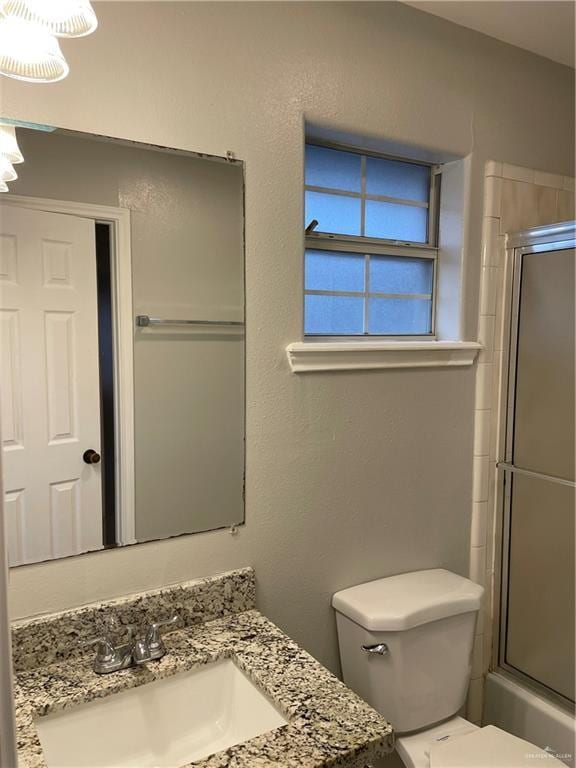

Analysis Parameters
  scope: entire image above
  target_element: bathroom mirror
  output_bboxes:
[0,126,245,566]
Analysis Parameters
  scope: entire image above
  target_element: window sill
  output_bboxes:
[286,340,482,373]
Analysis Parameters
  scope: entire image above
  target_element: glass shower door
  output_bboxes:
[500,239,575,708]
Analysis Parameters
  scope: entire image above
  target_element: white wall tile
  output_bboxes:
[482,569,493,620]
[493,265,510,374]
[501,163,534,184]
[494,265,507,324]
[494,296,507,353]
[477,315,495,363]
[483,177,502,217]
[490,404,502,460]
[466,677,484,722]
[489,431,498,462]
[557,190,575,222]
[486,517,495,565]
[479,267,498,316]
[491,351,503,406]
[472,457,490,502]
[475,363,493,410]
[471,634,484,678]
[494,235,506,270]
[490,352,506,457]
[470,545,486,585]
[481,217,500,267]
[486,466,496,509]
[484,565,493,595]
[482,626,493,674]
[476,604,484,635]
[485,160,502,178]
[474,410,491,457]
[500,180,557,233]
[485,499,496,557]
[534,170,564,189]
[471,501,488,547]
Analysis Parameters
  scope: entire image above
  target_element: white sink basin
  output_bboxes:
[35,659,288,767]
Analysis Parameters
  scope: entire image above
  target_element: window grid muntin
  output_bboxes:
[304,246,437,337]
[306,289,433,300]
[305,185,429,209]
[305,141,437,247]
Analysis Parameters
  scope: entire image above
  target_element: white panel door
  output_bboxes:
[0,204,102,565]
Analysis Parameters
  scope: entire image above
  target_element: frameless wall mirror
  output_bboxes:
[0,126,245,566]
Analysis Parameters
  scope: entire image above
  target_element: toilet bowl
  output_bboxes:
[333,570,565,768]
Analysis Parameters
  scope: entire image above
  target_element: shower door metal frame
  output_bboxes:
[493,221,576,713]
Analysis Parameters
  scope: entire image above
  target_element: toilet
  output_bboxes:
[333,569,565,767]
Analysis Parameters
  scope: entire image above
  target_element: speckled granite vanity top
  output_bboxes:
[12,568,393,768]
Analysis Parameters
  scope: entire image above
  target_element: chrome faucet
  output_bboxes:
[83,614,179,674]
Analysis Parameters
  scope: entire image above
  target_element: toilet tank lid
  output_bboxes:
[332,569,484,631]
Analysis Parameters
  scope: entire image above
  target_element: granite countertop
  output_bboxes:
[14,608,393,768]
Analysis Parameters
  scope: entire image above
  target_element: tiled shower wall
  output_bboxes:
[466,162,575,723]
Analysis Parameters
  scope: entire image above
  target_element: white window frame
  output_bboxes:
[304,140,441,340]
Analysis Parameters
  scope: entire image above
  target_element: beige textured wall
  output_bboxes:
[3,2,574,675]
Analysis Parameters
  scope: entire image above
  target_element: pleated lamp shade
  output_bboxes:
[0,0,98,38]
[0,17,69,82]
[0,124,24,164]
[0,156,17,182]
[0,180,9,192]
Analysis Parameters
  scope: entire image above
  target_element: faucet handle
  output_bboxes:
[81,635,116,663]
[103,613,135,642]
[80,624,134,658]
[146,614,179,653]
[132,637,152,665]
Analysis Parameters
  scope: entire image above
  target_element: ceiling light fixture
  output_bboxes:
[0,124,23,163]
[0,16,69,82]
[0,155,17,182]
[0,0,97,38]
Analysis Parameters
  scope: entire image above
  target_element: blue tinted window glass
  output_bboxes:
[368,298,432,335]
[305,250,365,292]
[370,256,433,295]
[366,157,429,202]
[365,200,427,243]
[305,295,364,335]
[306,191,361,236]
[305,145,362,192]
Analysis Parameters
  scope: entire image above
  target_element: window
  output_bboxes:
[304,142,440,337]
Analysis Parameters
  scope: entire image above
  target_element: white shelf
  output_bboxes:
[286,340,482,373]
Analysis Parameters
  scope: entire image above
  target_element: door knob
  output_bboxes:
[83,449,101,465]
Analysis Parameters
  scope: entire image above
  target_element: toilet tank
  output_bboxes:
[333,570,484,734]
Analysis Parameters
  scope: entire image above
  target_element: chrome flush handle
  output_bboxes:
[361,643,389,656]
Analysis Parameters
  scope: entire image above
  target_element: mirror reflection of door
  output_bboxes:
[0,205,108,565]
